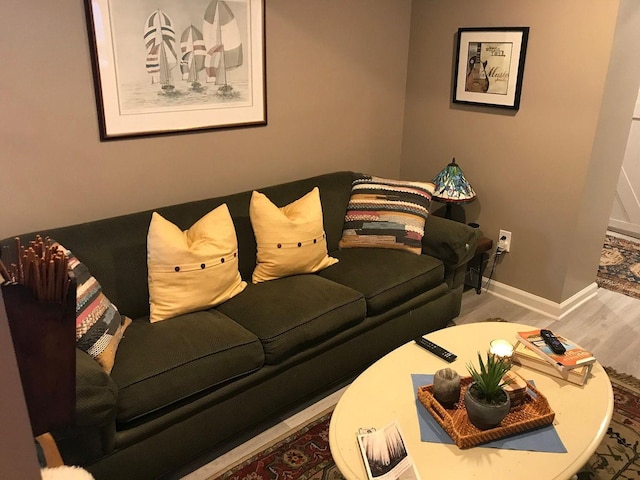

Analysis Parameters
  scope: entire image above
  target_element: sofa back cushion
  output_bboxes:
[1,172,355,321]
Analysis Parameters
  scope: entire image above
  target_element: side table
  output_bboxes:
[465,236,493,294]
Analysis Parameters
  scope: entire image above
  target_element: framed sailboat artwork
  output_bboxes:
[84,0,266,140]
[452,27,529,110]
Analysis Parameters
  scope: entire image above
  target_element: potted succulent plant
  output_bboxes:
[464,351,512,430]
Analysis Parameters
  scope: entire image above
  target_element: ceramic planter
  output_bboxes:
[464,382,511,430]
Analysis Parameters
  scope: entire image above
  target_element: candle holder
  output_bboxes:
[433,368,461,407]
[489,339,514,360]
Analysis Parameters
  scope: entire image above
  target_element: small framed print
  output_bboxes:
[453,27,529,110]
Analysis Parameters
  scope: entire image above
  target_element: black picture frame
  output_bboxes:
[453,27,529,110]
[84,0,267,140]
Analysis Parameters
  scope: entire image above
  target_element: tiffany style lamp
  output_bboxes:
[432,158,476,220]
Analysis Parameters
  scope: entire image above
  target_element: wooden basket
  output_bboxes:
[417,375,555,449]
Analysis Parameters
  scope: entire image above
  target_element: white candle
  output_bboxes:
[490,339,514,358]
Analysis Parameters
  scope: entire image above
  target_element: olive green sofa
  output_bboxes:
[1,171,479,479]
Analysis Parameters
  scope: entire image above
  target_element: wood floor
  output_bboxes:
[455,286,640,379]
[181,286,640,479]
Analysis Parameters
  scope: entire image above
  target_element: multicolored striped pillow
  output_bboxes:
[339,176,435,255]
[54,242,131,373]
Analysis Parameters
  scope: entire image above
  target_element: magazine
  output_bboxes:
[515,329,596,371]
[356,421,421,480]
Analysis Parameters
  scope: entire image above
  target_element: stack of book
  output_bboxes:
[513,329,596,385]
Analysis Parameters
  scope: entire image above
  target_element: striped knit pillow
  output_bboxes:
[54,242,131,373]
[339,176,435,255]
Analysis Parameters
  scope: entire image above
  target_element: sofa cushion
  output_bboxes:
[250,188,338,283]
[110,310,264,424]
[147,205,246,322]
[216,275,365,365]
[339,176,435,255]
[318,248,444,316]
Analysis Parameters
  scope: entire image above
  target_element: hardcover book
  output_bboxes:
[512,341,592,385]
[515,329,596,372]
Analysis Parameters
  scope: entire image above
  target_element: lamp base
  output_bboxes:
[433,202,467,223]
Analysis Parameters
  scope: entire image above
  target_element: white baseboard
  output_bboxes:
[483,279,599,320]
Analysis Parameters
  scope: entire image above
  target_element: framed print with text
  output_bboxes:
[453,27,529,110]
[85,0,266,140]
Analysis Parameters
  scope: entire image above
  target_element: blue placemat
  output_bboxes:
[411,374,567,452]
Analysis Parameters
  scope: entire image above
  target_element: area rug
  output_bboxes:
[597,235,640,300]
[211,409,344,480]
[211,369,639,480]
[577,367,640,479]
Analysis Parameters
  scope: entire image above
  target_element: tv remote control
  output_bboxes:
[540,329,566,355]
[414,337,457,363]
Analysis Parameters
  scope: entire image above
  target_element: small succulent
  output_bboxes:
[466,351,512,405]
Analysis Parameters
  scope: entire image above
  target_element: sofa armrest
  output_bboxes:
[74,348,118,427]
[53,349,119,466]
[422,216,480,273]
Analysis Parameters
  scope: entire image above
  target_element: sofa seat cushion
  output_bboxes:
[317,248,445,316]
[110,310,264,424]
[216,275,366,365]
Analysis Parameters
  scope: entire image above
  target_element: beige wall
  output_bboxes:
[3,0,640,302]
[0,0,412,239]
[0,1,413,474]
[562,0,640,300]
[401,0,640,303]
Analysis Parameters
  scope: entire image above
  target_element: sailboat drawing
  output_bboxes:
[180,25,206,92]
[202,0,243,96]
[144,10,179,95]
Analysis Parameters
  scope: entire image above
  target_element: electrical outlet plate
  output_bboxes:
[499,230,512,252]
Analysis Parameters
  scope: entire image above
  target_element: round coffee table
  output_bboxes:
[329,322,613,480]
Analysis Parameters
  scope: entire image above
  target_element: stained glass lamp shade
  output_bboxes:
[432,158,476,219]
[432,158,476,202]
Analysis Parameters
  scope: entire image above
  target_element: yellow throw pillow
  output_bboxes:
[250,187,338,283]
[147,204,247,323]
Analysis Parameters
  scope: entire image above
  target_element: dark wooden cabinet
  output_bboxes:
[1,281,76,436]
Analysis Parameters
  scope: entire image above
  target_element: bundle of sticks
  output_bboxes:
[0,235,71,303]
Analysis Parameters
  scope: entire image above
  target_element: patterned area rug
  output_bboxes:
[577,368,640,479]
[597,235,640,300]
[211,369,639,480]
[211,410,344,480]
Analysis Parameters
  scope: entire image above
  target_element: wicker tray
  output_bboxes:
[417,375,555,449]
